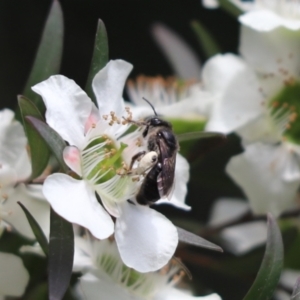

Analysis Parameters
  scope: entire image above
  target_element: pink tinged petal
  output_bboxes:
[152,23,201,80]
[92,59,133,118]
[63,146,82,176]
[43,174,114,239]
[206,61,264,133]
[239,10,300,31]
[220,221,267,255]
[156,154,191,211]
[32,75,93,149]
[239,23,300,76]
[4,184,50,239]
[84,102,101,134]
[226,143,300,217]
[208,198,250,227]
[115,202,178,273]
[0,252,29,297]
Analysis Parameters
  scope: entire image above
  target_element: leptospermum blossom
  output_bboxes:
[202,53,300,216]
[0,109,49,239]
[74,236,222,300]
[0,252,29,298]
[32,59,190,272]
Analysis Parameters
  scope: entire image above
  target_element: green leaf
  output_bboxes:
[48,209,74,300]
[18,95,50,179]
[190,20,220,59]
[177,226,223,252]
[243,213,284,300]
[17,201,49,256]
[291,277,300,299]
[218,0,243,17]
[23,0,63,114]
[177,131,226,142]
[25,116,68,172]
[85,19,109,105]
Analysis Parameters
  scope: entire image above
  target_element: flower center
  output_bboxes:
[82,136,127,184]
[269,80,300,144]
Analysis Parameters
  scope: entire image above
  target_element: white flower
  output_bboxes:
[126,75,212,122]
[74,236,222,300]
[33,59,190,272]
[0,252,29,298]
[0,109,50,239]
[202,53,300,216]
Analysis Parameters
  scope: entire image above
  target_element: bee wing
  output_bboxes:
[157,140,176,199]
[176,131,226,142]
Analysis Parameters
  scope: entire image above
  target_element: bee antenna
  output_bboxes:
[142,97,158,116]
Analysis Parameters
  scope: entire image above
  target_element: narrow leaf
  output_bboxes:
[243,213,284,300]
[18,95,50,179]
[218,0,243,17]
[177,227,223,252]
[48,209,74,300]
[191,20,221,59]
[85,19,109,105]
[291,277,300,299]
[25,116,68,172]
[23,0,63,113]
[17,201,49,256]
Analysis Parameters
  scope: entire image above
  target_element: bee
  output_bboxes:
[127,98,178,205]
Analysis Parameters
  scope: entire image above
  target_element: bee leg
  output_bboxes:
[128,151,146,171]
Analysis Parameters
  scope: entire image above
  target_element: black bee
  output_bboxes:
[128,98,178,205]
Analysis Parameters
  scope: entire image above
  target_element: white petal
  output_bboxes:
[220,221,267,255]
[208,198,250,227]
[63,146,82,176]
[202,54,246,95]
[0,110,31,179]
[4,184,50,239]
[239,10,300,31]
[151,23,202,79]
[202,0,219,9]
[115,202,178,272]
[156,287,222,300]
[92,59,132,118]
[43,174,114,239]
[280,269,300,290]
[226,143,300,216]
[0,252,29,297]
[239,23,300,76]
[205,58,264,133]
[32,75,93,149]
[77,273,135,300]
[156,154,191,210]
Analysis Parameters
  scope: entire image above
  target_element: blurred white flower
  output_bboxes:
[126,75,212,122]
[0,252,29,298]
[74,236,222,300]
[0,109,49,239]
[33,59,191,272]
[202,53,300,216]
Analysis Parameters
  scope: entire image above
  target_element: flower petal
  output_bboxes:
[239,20,300,76]
[205,55,264,133]
[115,202,178,272]
[92,59,132,119]
[0,252,29,297]
[226,143,300,216]
[43,174,114,239]
[156,288,222,300]
[156,154,191,210]
[32,75,93,149]
[239,10,300,31]
[151,23,201,79]
[4,184,50,239]
[78,273,134,300]
[220,221,267,255]
[63,146,82,176]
